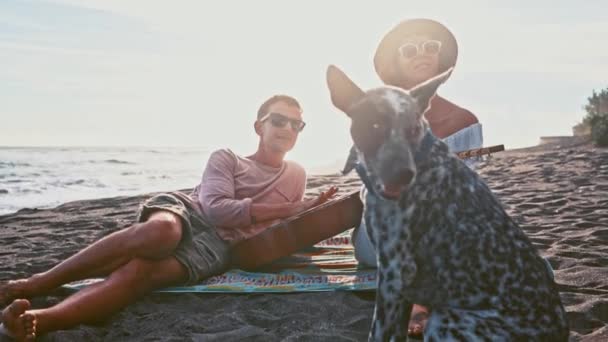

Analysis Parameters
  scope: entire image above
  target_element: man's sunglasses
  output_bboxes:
[259,112,306,132]
[398,40,442,59]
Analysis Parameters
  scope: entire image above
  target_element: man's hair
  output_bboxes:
[257,95,302,119]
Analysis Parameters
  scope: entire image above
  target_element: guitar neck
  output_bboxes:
[456,144,505,159]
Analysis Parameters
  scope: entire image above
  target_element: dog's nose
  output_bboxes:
[395,169,415,185]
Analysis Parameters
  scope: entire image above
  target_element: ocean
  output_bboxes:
[0,146,213,215]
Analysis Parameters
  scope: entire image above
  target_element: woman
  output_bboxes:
[352,18,483,337]
[374,18,482,150]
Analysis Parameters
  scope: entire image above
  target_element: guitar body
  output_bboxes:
[231,191,363,270]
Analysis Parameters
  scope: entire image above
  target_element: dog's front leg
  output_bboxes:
[370,246,414,342]
[398,300,413,340]
[390,238,418,340]
[370,264,402,342]
[369,272,387,342]
[373,289,414,340]
[396,239,418,339]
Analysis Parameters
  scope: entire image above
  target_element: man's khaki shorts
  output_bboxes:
[136,191,231,285]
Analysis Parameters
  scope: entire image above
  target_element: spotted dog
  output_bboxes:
[326,65,569,341]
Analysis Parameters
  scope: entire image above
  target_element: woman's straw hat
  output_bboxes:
[374,18,458,86]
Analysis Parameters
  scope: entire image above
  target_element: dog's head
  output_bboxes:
[327,65,451,200]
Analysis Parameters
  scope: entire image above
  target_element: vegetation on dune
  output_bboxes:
[577,88,608,147]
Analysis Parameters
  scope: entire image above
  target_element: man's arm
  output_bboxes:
[198,150,254,228]
[250,186,338,223]
[249,202,301,223]
[199,150,337,228]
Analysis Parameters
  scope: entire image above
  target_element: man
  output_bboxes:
[0,94,337,340]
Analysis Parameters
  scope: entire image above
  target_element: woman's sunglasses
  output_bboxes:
[398,40,442,59]
[259,112,306,132]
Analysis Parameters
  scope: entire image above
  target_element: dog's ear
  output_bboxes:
[327,65,365,116]
[410,67,453,116]
[341,145,359,175]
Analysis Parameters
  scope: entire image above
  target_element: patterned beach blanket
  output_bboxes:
[64,230,378,293]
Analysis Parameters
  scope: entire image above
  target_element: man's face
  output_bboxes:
[256,101,304,153]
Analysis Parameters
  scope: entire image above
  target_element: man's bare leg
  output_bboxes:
[2,256,188,338]
[0,211,183,305]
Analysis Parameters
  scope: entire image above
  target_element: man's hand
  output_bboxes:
[296,186,339,214]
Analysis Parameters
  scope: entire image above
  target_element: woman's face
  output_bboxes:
[394,34,441,89]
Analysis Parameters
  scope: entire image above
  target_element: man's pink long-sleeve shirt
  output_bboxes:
[192,149,306,243]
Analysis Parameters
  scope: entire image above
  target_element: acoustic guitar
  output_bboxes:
[231,190,363,270]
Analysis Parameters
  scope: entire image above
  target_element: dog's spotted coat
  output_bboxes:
[327,65,569,341]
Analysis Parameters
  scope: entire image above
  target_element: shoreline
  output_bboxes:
[1,137,590,217]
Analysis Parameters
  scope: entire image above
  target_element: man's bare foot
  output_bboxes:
[0,280,30,307]
[407,304,429,337]
[1,299,36,341]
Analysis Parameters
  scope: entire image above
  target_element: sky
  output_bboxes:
[1,0,607,169]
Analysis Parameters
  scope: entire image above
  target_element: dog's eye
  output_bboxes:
[351,117,389,157]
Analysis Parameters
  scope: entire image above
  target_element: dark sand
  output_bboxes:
[1,137,607,341]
